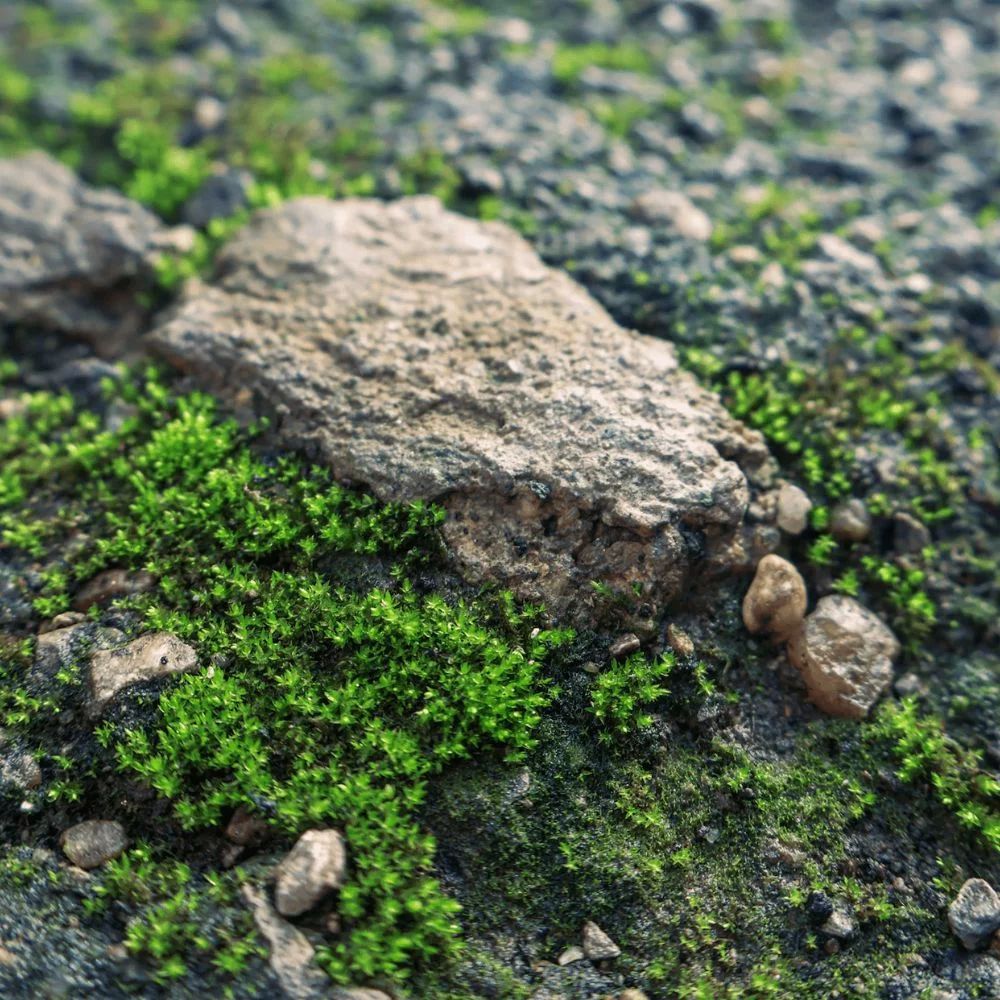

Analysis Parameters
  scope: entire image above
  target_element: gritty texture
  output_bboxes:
[788,595,901,719]
[151,195,773,617]
[0,152,166,355]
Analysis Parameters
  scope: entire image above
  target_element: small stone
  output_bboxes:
[893,672,927,698]
[38,612,87,635]
[72,569,156,612]
[274,829,347,917]
[60,820,127,870]
[0,750,41,790]
[183,169,253,229]
[193,96,225,131]
[729,245,762,266]
[806,891,834,925]
[948,878,1000,950]
[760,261,786,288]
[558,946,585,965]
[817,233,881,275]
[742,555,808,642]
[830,500,872,543]
[242,885,329,999]
[609,633,641,661]
[582,919,621,960]
[630,189,713,241]
[776,483,812,536]
[787,596,899,718]
[892,512,931,554]
[225,806,270,847]
[822,903,856,941]
[88,632,198,716]
[665,624,694,658]
[331,989,393,1000]
[619,991,650,1000]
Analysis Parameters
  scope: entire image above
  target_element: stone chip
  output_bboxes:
[88,632,198,717]
[274,828,348,917]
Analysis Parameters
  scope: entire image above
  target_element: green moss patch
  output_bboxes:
[0,360,571,986]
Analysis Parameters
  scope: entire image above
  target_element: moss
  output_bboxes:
[551,42,655,87]
[418,678,982,999]
[0,362,572,986]
[83,845,264,985]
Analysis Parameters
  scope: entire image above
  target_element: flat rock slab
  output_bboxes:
[0,152,166,355]
[152,196,772,616]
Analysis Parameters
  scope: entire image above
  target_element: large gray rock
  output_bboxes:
[152,196,773,616]
[0,152,166,355]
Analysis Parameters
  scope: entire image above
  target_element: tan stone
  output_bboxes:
[151,196,773,620]
[274,829,348,917]
[742,555,807,641]
[787,595,899,718]
[88,632,198,716]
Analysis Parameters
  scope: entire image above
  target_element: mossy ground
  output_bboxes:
[0,1,998,997]
[0,339,995,997]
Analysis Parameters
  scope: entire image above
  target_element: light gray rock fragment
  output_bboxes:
[88,632,198,716]
[948,879,1000,950]
[60,820,127,870]
[274,828,348,917]
[0,152,167,355]
[242,885,330,999]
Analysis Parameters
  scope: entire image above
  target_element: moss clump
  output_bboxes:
[0,362,572,986]
[551,42,655,87]
[84,844,264,985]
[870,699,1000,852]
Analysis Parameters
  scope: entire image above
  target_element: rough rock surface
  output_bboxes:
[273,828,348,917]
[87,632,198,717]
[581,920,621,960]
[0,152,166,355]
[787,595,900,719]
[948,879,1000,951]
[59,820,127,870]
[152,196,772,616]
[741,554,807,641]
[242,885,329,999]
